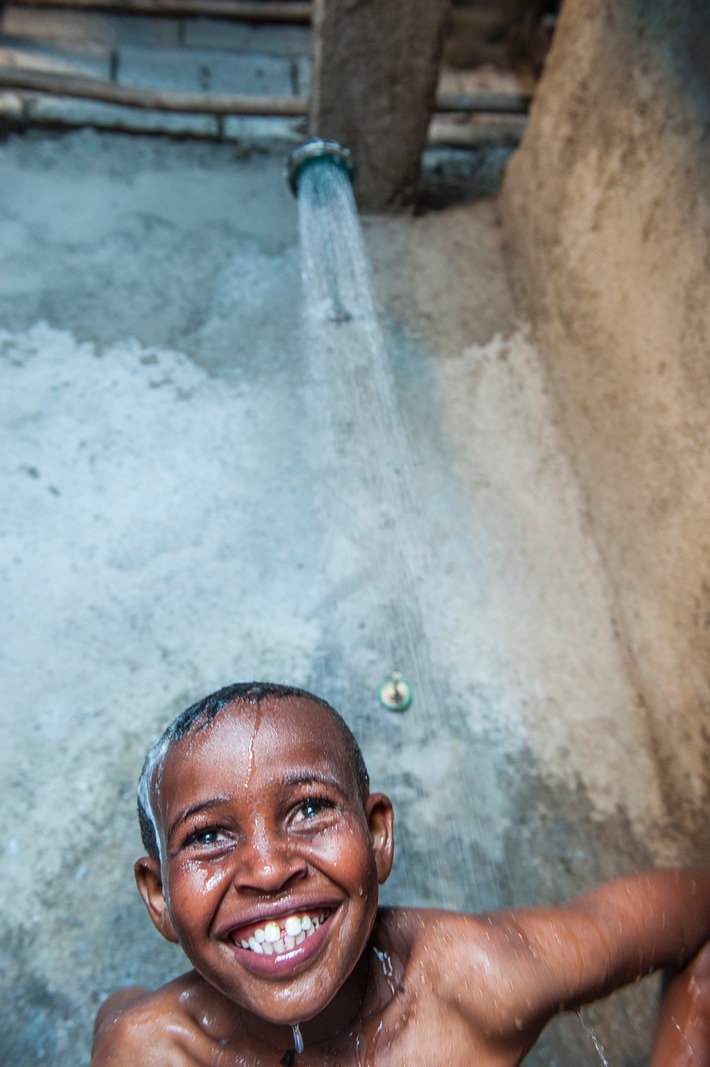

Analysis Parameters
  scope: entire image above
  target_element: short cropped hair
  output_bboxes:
[137,682,370,861]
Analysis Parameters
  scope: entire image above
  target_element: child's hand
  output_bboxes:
[91,985,234,1066]
[649,940,710,1066]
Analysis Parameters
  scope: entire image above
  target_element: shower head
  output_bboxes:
[287,137,354,196]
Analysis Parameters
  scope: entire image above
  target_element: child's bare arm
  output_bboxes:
[499,870,710,1024]
[428,869,710,1043]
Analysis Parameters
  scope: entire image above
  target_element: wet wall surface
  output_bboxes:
[0,129,701,1065]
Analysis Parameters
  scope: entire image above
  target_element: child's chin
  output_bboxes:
[246,982,340,1029]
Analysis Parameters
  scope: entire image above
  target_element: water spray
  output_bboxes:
[377,672,412,711]
[287,137,354,197]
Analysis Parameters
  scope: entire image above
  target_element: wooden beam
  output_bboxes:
[0,67,308,114]
[0,66,530,119]
[436,91,530,115]
[429,114,528,147]
[6,0,312,21]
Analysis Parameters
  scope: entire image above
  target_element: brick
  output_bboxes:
[290,54,310,96]
[183,18,310,58]
[116,45,296,95]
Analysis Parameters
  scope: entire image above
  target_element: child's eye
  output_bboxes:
[293,796,336,822]
[183,825,228,848]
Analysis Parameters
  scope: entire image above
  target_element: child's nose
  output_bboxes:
[234,826,307,893]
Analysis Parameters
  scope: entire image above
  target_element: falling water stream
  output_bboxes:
[295,150,499,906]
[293,146,612,1066]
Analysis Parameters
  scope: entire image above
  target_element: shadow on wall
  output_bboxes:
[443,0,560,82]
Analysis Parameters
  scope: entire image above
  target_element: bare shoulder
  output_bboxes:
[94,971,200,1027]
[372,906,551,1056]
[378,904,517,965]
[381,906,560,1031]
[374,906,517,997]
[91,971,234,1065]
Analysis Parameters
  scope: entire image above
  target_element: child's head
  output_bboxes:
[134,682,394,1026]
[137,682,371,862]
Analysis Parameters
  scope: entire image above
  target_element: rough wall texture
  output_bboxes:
[0,129,675,1064]
[310,0,450,210]
[500,0,710,818]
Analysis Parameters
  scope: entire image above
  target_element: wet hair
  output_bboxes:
[137,681,370,861]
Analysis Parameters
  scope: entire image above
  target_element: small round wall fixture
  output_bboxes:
[377,672,412,711]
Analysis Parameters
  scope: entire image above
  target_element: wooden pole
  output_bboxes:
[0,67,309,114]
[7,0,312,21]
[310,0,451,210]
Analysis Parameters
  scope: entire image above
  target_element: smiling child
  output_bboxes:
[92,682,710,1065]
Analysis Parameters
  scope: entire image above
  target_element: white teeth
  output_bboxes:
[285,915,302,937]
[237,912,326,953]
[263,922,281,943]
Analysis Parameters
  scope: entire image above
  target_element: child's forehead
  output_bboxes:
[157,695,354,796]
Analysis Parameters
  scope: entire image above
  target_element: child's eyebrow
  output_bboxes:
[282,773,347,792]
[166,796,232,840]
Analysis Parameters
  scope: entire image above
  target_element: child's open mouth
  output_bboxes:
[230,910,331,957]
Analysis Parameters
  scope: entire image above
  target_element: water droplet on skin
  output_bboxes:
[245,706,262,787]
[373,946,398,998]
[291,1022,304,1054]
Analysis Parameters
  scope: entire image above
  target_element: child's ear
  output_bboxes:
[365,793,395,884]
[134,857,179,944]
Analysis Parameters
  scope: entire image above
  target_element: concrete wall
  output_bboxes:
[1,131,666,1065]
[500,0,710,821]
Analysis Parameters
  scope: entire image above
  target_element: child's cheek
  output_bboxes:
[306,822,376,882]
[170,858,231,907]
[191,863,232,895]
